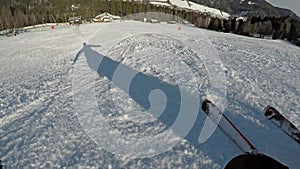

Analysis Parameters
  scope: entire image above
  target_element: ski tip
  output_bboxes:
[201,99,212,114]
[264,106,277,117]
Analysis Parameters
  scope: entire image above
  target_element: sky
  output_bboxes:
[267,0,300,17]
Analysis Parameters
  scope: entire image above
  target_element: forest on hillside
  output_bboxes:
[0,0,299,46]
[0,0,156,30]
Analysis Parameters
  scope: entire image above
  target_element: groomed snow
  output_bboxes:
[0,21,299,168]
[150,1,172,7]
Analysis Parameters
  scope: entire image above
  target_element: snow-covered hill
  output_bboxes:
[191,0,300,20]
[0,21,299,168]
[149,0,230,18]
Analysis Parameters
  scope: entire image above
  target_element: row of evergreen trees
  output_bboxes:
[0,0,201,31]
[0,0,159,30]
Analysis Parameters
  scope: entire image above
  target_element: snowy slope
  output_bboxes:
[0,21,299,168]
[150,0,230,18]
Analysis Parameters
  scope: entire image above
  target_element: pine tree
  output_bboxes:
[2,5,13,29]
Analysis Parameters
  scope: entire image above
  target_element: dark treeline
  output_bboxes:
[192,14,300,44]
[0,0,300,46]
[0,0,154,30]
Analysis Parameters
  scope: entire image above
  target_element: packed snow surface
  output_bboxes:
[0,21,299,168]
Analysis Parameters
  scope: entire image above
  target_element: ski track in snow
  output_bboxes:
[0,21,299,168]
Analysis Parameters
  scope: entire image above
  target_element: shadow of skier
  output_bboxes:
[73,43,289,169]
[73,43,223,155]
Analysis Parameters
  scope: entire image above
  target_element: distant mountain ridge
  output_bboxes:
[190,0,300,20]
